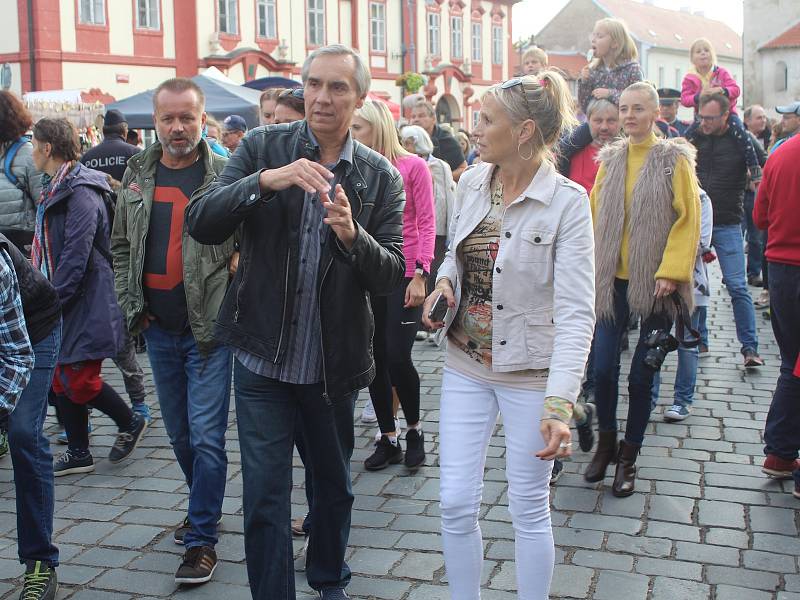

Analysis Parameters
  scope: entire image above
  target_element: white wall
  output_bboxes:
[109,0,135,56]
[61,62,175,100]
[0,1,20,54]
[759,48,800,115]
[60,0,77,53]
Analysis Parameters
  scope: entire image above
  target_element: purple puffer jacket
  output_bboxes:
[578,60,644,113]
[38,164,124,364]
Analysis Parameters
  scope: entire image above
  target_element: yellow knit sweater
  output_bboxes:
[590,132,700,282]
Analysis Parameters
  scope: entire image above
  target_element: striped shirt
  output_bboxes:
[0,248,34,414]
[235,132,354,385]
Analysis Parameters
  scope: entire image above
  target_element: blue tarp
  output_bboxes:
[106,74,264,130]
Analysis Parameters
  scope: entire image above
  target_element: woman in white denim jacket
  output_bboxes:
[422,71,596,600]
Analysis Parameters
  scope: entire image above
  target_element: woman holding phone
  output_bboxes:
[422,71,595,599]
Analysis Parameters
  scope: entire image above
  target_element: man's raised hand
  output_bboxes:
[258,158,334,196]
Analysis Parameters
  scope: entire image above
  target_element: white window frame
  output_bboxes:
[675,67,681,88]
[79,0,105,25]
[471,21,482,62]
[451,15,463,59]
[472,110,480,130]
[307,0,325,46]
[257,0,277,38]
[136,0,159,29]
[218,0,238,35]
[428,12,441,57]
[370,2,386,53]
[492,24,503,65]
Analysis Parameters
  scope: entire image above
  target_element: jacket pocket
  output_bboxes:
[519,228,555,263]
[524,308,555,361]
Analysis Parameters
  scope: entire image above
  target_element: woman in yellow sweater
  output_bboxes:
[586,82,700,497]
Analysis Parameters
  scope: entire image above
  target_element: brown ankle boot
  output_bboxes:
[584,431,618,483]
[612,440,641,497]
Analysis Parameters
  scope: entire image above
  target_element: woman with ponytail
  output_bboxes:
[422,71,596,599]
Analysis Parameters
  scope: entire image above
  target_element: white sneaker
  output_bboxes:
[664,404,691,421]
[360,401,378,423]
[374,418,402,442]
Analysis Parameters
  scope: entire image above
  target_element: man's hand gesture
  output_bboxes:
[258,158,334,196]
[323,184,357,250]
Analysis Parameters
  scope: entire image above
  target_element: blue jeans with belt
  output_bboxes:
[9,321,61,566]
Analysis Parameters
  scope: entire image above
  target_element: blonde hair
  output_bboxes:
[689,38,717,67]
[354,99,411,163]
[621,81,660,111]
[484,70,578,164]
[522,47,548,66]
[591,18,638,68]
[205,116,222,135]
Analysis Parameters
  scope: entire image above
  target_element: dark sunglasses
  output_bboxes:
[500,78,532,115]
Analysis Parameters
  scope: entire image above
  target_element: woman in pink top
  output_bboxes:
[351,99,435,471]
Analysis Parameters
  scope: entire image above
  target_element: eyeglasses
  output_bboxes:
[500,78,533,115]
[697,114,724,123]
[279,88,304,100]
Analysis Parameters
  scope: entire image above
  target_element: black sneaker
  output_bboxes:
[319,588,351,599]
[174,515,223,545]
[550,458,564,485]
[364,435,403,471]
[175,546,218,584]
[21,560,58,600]
[53,449,95,477]
[576,403,595,452]
[108,413,147,463]
[404,428,426,469]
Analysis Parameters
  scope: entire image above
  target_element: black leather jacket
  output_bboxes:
[186,120,405,398]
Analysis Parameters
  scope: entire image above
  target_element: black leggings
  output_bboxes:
[369,278,423,434]
[58,382,135,453]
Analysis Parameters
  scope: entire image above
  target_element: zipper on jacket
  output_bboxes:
[273,247,291,362]
[318,255,334,405]
[234,258,247,322]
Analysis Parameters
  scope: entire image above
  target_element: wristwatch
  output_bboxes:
[415,261,429,279]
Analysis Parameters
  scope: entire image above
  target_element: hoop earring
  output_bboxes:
[517,141,534,161]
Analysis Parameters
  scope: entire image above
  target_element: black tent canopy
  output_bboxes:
[106,74,264,130]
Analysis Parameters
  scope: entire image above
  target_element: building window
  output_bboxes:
[675,68,681,88]
[472,110,480,130]
[136,0,159,29]
[79,0,105,25]
[451,16,463,59]
[491,25,502,65]
[218,0,238,34]
[428,12,440,57]
[370,2,386,53]
[658,66,664,88]
[775,61,788,92]
[308,0,325,46]
[471,22,482,62]
[257,0,276,38]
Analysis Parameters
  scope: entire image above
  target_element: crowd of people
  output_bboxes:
[0,17,797,600]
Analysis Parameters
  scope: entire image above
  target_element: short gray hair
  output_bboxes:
[586,98,618,119]
[400,125,434,156]
[301,44,370,98]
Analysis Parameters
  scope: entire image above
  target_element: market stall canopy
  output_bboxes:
[242,76,302,90]
[367,92,401,120]
[106,74,264,129]
[24,88,115,104]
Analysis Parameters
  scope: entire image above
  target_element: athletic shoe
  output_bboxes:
[754,290,770,308]
[21,560,57,600]
[364,436,403,471]
[762,455,798,480]
[747,274,763,287]
[664,403,691,421]
[175,546,217,584]
[360,401,377,423]
[53,449,95,477]
[698,343,709,358]
[404,428,426,469]
[56,418,92,445]
[550,459,564,485]
[415,330,428,341]
[0,431,8,459]
[576,403,595,452]
[743,349,765,368]
[174,515,223,545]
[291,515,307,537]
[318,588,351,599]
[132,401,152,426]
[108,413,147,463]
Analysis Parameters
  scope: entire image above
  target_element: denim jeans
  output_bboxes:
[651,308,703,408]
[743,191,763,278]
[762,263,800,463]
[594,279,672,446]
[142,323,231,549]
[712,224,759,353]
[9,321,61,566]
[234,359,355,599]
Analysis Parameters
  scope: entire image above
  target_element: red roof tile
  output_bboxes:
[761,22,800,49]
[548,52,589,79]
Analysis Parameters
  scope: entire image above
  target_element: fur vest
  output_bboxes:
[594,137,696,322]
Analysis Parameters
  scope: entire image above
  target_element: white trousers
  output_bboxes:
[439,367,554,600]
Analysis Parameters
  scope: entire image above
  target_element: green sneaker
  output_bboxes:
[0,431,8,458]
[21,560,57,600]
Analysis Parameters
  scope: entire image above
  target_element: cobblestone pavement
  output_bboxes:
[0,263,797,600]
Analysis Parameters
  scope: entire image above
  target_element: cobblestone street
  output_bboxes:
[0,263,797,600]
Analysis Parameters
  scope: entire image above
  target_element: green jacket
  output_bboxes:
[111,140,234,351]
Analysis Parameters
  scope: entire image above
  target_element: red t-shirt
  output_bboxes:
[567,144,600,194]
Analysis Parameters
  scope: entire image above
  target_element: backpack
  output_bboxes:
[3,135,32,195]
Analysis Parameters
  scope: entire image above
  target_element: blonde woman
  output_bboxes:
[350,100,435,470]
[422,71,595,599]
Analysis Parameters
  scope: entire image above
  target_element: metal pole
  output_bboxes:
[407,0,416,73]
[27,0,36,91]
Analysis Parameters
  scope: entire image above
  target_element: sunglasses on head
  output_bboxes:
[279,88,304,100]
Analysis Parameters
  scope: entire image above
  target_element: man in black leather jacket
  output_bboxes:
[187,44,404,600]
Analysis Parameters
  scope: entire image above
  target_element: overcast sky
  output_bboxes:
[512,0,744,41]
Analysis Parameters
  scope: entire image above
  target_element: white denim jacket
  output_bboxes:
[435,160,596,402]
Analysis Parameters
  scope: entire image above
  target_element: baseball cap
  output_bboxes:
[776,101,800,116]
[223,114,248,132]
[104,109,127,126]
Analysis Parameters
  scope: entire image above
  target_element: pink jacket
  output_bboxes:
[681,65,740,114]
[394,154,436,277]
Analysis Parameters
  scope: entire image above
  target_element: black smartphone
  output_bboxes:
[428,292,449,322]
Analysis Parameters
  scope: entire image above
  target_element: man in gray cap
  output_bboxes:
[221,114,247,153]
[771,101,800,154]
[80,109,140,182]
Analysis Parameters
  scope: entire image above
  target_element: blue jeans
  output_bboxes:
[234,359,355,598]
[652,307,703,408]
[762,263,800,466]
[712,224,758,353]
[143,323,231,549]
[743,191,763,278]
[9,322,61,566]
[594,279,672,446]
